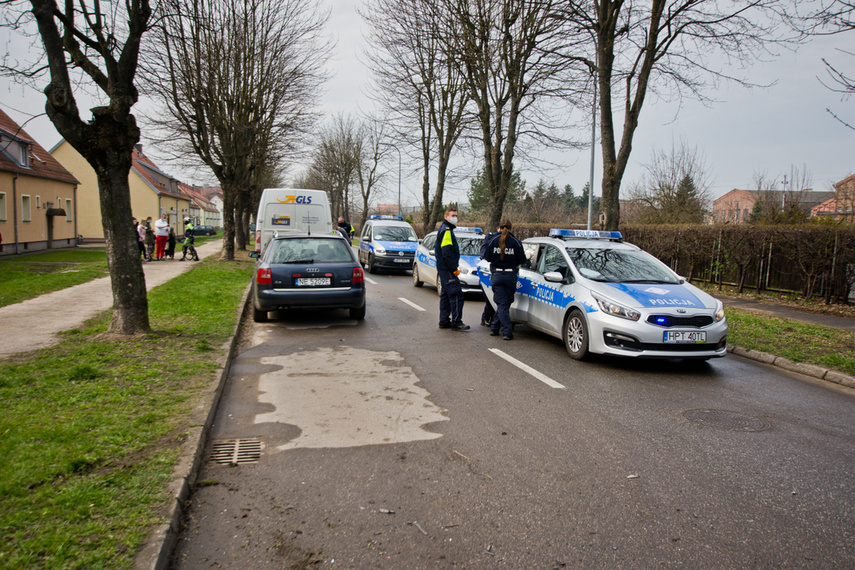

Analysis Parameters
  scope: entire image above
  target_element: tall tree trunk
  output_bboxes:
[221,183,236,260]
[95,159,150,334]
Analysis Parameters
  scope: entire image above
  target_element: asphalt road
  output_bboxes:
[171,267,855,569]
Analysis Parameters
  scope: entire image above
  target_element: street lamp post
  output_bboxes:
[588,52,598,231]
[392,145,402,216]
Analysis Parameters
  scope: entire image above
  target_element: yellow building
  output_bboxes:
[0,108,79,256]
[51,142,191,241]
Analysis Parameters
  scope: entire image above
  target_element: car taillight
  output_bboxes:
[352,267,364,283]
[257,268,272,285]
[255,230,261,252]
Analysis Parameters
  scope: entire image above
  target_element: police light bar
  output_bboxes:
[369,215,404,220]
[549,228,623,240]
[456,227,483,233]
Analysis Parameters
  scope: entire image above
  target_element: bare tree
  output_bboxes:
[749,166,813,224]
[142,0,329,260]
[560,1,794,230]
[798,1,855,129]
[306,115,361,220]
[444,0,576,229]
[355,116,392,225]
[362,0,470,231]
[0,1,153,334]
[626,141,712,224]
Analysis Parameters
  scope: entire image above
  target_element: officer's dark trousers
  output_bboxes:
[490,272,517,335]
[438,269,465,327]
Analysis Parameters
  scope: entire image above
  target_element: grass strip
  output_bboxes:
[0,256,252,569]
[0,236,221,308]
[726,307,855,375]
[0,250,109,308]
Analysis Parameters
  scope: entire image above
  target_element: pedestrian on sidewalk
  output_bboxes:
[133,218,147,260]
[166,226,177,259]
[144,218,155,261]
[154,214,169,260]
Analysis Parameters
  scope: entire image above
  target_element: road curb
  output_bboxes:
[727,344,855,389]
[133,281,253,570]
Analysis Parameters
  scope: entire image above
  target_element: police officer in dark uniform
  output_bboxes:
[435,207,469,331]
[483,219,526,340]
[479,226,500,326]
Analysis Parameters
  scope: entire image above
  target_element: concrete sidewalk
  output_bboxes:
[712,294,855,333]
[0,241,222,359]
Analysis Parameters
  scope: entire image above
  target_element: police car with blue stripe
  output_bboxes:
[478,229,727,360]
[358,215,419,273]
[413,227,485,296]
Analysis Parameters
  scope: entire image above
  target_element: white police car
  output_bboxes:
[413,227,485,296]
[479,229,728,360]
[357,215,419,273]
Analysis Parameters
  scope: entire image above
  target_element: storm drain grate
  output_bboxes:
[210,438,264,465]
[683,409,770,432]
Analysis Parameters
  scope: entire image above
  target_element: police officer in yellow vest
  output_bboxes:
[435,207,469,331]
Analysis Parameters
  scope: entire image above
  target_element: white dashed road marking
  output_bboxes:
[398,297,426,312]
[365,277,378,285]
[488,348,566,389]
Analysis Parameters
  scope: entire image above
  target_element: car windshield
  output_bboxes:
[458,236,484,256]
[374,226,417,242]
[566,246,679,284]
[268,238,354,264]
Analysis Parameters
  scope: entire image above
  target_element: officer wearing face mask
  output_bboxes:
[435,207,469,331]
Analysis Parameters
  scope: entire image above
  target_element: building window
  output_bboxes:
[0,192,6,221]
[21,195,31,221]
[743,209,749,220]
[66,199,73,221]
[35,195,41,209]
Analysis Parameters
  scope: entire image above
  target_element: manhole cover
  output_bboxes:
[683,409,770,432]
[210,438,264,465]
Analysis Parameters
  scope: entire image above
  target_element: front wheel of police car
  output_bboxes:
[413,264,423,287]
[563,310,590,360]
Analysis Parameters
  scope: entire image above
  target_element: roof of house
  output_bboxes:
[131,147,187,200]
[0,107,78,185]
[178,182,218,213]
[811,196,838,213]
[713,188,836,208]
[834,173,855,190]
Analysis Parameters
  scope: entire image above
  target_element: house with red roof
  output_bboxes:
[51,141,191,241]
[179,183,221,228]
[0,107,79,256]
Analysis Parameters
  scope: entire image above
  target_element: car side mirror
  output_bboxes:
[249,251,260,259]
[543,271,564,283]
[363,236,371,242]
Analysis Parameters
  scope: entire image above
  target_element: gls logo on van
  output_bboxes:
[276,195,313,204]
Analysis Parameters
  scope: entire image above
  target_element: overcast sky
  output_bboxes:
[2,1,853,207]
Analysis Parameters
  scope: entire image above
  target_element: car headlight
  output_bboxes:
[374,245,386,255]
[592,293,641,321]
[714,300,725,322]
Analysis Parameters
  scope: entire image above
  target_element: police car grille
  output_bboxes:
[646,315,713,328]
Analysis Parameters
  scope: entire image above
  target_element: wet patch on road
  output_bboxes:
[254,346,448,451]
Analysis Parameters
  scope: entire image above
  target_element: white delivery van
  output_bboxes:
[254,188,333,254]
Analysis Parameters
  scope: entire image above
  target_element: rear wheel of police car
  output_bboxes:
[563,309,589,360]
[412,264,423,287]
[435,276,442,297]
